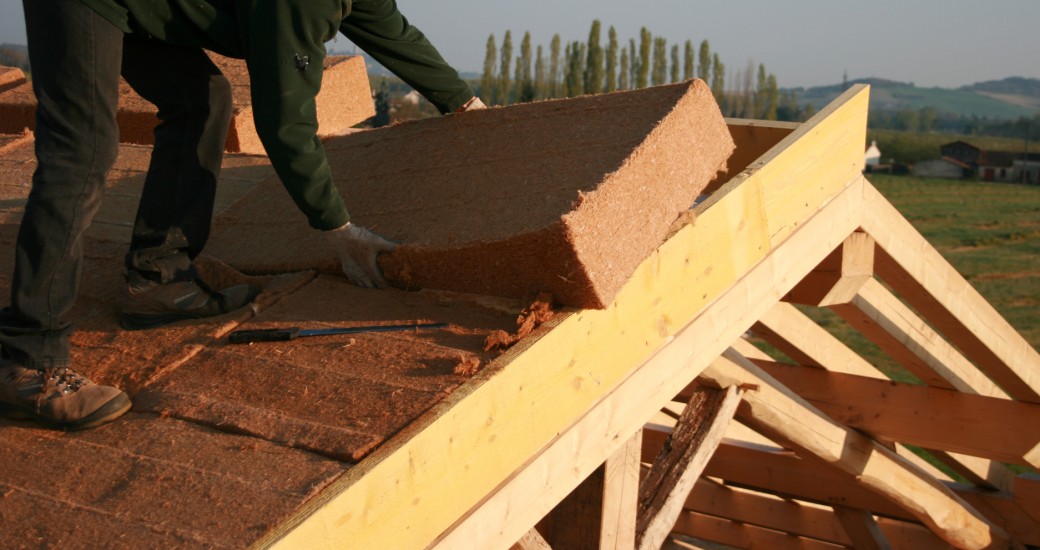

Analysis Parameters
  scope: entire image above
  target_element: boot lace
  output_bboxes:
[35,367,89,410]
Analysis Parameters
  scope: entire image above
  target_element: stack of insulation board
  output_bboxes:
[0,55,374,152]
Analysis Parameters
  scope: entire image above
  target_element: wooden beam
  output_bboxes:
[758,362,1040,467]
[636,386,742,549]
[512,528,552,550]
[786,232,875,307]
[430,160,869,548]
[671,511,848,550]
[833,506,893,550]
[602,431,642,549]
[684,479,951,549]
[832,277,1008,397]
[700,350,1010,549]
[753,301,880,377]
[860,180,1040,403]
[260,86,871,550]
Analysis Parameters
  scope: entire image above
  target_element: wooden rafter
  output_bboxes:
[759,362,1040,467]
[699,349,1010,549]
[831,278,1008,396]
[860,183,1040,402]
[833,506,893,550]
[671,511,848,550]
[636,386,742,549]
[753,301,880,377]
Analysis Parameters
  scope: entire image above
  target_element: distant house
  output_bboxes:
[978,150,1016,182]
[1013,153,1040,185]
[940,141,982,166]
[865,140,881,167]
[912,157,971,179]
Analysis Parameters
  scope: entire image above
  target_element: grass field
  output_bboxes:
[782,174,1040,383]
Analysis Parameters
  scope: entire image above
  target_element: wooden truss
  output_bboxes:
[254,85,1040,549]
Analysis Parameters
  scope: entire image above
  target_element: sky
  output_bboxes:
[2,0,1038,89]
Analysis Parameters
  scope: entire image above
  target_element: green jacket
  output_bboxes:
[80,0,474,230]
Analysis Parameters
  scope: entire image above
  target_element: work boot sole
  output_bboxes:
[0,391,132,431]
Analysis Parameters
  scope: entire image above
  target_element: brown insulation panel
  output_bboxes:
[133,275,519,462]
[0,414,345,548]
[207,80,735,308]
[0,65,25,93]
[0,55,373,152]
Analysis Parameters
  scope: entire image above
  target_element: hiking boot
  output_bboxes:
[0,361,131,430]
[121,270,260,330]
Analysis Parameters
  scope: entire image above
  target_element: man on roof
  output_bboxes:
[0,0,485,430]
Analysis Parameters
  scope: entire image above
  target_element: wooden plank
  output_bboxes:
[753,301,880,377]
[860,180,1040,403]
[786,232,874,307]
[672,511,848,550]
[832,278,1008,397]
[833,506,892,550]
[539,467,604,549]
[684,479,951,549]
[602,431,642,549]
[429,159,869,548]
[700,350,1010,549]
[636,386,742,549]
[758,362,1040,467]
[513,528,552,550]
[260,86,871,550]
[1014,474,1040,523]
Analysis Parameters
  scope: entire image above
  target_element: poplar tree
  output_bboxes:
[766,74,779,120]
[534,45,547,99]
[498,30,512,105]
[651,36,667,86]
[619,48,629,90]
[584,20,603,94]
[711,52,726,109]
[670,44,680,83]
[549,34,561,98]
[683,40,694,81]
[605,26,618,92]
[637,28,651,88]
[565,41,585,97]
[698,40,711,82]
[628,39,639,90]
[518,31,534,102]
[481,34,497,105]
[755,63,768,118]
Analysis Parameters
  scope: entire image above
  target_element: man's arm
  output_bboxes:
[242,0,349,231]
[341,0,475,113]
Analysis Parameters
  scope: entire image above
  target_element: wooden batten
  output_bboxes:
[753,301,881,377]
[700,350,1010,549]
[671,511,848,550]
[785,231,875,307]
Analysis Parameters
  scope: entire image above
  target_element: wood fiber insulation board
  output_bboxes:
[0,80,34,135]
[0,64,25,93]
[0,221,311,394]
[209,54,375,154]
[133,275,521,462]
[0,56,372,152]
[0,413,345,549]
[207,80,734,309]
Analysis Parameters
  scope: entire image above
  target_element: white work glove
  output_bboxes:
[455,96,487,113]
[323,222,397,288]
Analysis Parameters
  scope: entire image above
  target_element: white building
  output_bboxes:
[865,140,881,167]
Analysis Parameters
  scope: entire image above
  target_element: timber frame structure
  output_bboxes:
[256,85,1040,549]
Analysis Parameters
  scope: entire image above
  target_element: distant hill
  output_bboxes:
[792,77,1040,119]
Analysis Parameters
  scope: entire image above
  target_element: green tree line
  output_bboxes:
[478,21,816,122]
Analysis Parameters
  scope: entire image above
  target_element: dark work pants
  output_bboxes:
[0,0,231,369]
